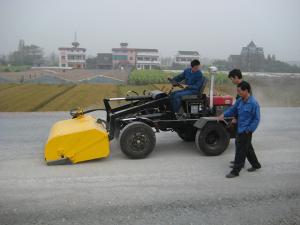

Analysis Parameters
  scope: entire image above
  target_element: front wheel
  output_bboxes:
[195,123,230,156]
[119,122,156,159]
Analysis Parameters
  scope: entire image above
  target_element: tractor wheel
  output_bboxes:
[119,122,156,159]
[176,128,197,142]
[195,123,230,156]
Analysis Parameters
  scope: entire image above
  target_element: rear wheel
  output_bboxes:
[119,122,156,159]
[176,128,197,142]
[195,123,230,156]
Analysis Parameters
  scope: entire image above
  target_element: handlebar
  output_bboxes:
[167,77,184,89]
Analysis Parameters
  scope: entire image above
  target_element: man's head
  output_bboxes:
[191,59,200,72]
[237,81,251,99]
[228,69,242,85]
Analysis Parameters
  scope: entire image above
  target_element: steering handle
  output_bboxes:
[167,77,184,88]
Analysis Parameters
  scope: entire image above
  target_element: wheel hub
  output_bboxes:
[205,131,219,145]
[130,132,147,151]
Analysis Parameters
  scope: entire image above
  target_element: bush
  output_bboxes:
[129,70,177,85]
[128,70,229,85]
[204,71,229,85]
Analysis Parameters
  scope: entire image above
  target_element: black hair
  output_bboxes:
[191,59,200,68]
[228,69,242,79]
[237,80,251,93]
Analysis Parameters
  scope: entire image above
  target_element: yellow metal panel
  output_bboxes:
[44,115,110,164]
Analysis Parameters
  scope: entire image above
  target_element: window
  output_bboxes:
[61,56,66,60]
[61,64,66,67]
[113,55,128,60]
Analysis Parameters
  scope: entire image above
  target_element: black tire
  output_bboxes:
[176,128,197,142]
[195,123,230,156]
[119,122,156,159]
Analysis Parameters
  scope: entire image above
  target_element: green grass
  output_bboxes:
[0,83,232,112]
[129,69,229,85]
[38,84,120,111]
[0,77,299,112]
[203,71,230,85]
[0,84,173,112]
[0,84,72,111]
[0,65,31,72]
[128,70,177,85]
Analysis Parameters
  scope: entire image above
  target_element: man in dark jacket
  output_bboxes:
[170,59,204,112]
[228,69,243,168]
[228,69,243,100]
[218,81,261,178]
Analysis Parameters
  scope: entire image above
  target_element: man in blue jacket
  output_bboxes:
[218,81,261,178]
[170,59,204,113]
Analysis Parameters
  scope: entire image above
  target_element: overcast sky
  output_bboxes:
[0,0,299,61]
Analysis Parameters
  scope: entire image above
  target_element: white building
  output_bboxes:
[174,51,200,66]
[58,39,86,69]
[136,49,160,70]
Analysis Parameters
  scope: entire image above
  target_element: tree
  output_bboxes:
[271,54,276,61]
[0,55,7,65]
[9,40,44,66]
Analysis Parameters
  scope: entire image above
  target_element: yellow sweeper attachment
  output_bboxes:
[44,114,110,165]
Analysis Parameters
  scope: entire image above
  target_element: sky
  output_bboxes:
[0,0,299,61]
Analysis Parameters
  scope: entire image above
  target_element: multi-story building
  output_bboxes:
[173,51,200,69]
[136,49,160,70]
[112,43,136,69]
[112,43,160,69]
[58,39,86,69]
[229,41,265,71]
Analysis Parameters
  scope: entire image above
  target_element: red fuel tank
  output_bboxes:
[212,95,233,106]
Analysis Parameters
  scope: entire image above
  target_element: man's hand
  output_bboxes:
[217,114,224,121]
[231,117,237,124]
[181,84,188,89]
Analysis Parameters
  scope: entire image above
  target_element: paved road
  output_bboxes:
[0,108,299,225]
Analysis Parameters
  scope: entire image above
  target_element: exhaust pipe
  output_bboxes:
[208,66,218,110]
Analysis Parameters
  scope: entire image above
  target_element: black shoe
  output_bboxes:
[226,172,239,178]
[230,161,235,164]
[247,167,260,172]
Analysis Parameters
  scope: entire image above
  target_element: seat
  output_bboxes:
[181,76,207,101]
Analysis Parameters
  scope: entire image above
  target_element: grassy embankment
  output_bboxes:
[0,83,160,112]
[0,69,299,111]
[0,65,31,72]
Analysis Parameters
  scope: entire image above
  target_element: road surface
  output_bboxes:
[0,108,299,225]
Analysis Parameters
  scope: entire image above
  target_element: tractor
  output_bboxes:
[44,67,236,164]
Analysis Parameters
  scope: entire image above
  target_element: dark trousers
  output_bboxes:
[232,132,261,175]
[170,89,197,112]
